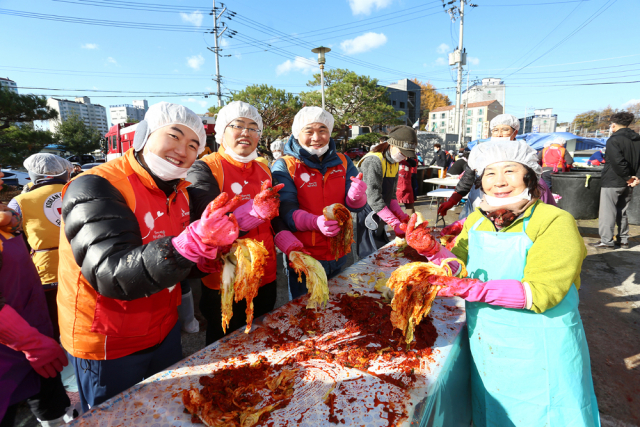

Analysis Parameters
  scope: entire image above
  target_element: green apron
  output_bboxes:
[465,206,600,427]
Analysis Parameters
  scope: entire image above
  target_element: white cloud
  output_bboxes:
[235,53,242,60]
[81,43,98,49]
[182,98,208,108]
[468,56,480,66]
[276,56,317,75]
[187,54,205,70]
[106,57,118,66]
[436,43,449,54]
[348,0,393,15]
[220,38,229,47]
[435,57,447,66]
[340,32,387,55]
[622,99,640,108]
[180,11,203,27]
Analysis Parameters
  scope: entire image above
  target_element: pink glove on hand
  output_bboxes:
[274,231,305,256]
[172,193,243,272]
[0,305,68,378]
[429,276,526,309]
[403,213,441,257]
[427,246,461,275]
[346,173,367,209]
[252,180,285,220]
[389,200,410,223]
[233,199,265,231]
[377,206,401,228]
[292,210,340,237]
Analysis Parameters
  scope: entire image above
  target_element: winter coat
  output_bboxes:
[358,150,399,213]
[396,160,414,204]
[601,128,640,188]
[429,149,448,168]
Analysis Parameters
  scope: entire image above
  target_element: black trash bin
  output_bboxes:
[551,172,602,220]
[628,188,640,226]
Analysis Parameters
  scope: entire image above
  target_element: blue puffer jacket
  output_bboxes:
[271,135,364,231]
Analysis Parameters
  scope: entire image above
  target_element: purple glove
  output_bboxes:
[389,200,410,223]
[346,173,367,209]
[274,231,305,257]
[0,305,68,378]
[429,276,526,309]
[234,199,266,231]
[292,210,340,237]
[377,206,401,228]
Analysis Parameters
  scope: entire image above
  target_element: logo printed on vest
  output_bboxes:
[299,172,316,188]
[230,181,251,201]
[329,169,342,175]
[43,192,63,227]
[142,211,165,239]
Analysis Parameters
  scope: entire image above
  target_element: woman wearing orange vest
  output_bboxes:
[538,136,574,190]
[271,107,368,299]
[186,101,288,345]
[57,102,241,412]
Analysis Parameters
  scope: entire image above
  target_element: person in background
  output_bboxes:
[591,112,640,249]
[405,140,599,427]
[587,148,605,166]
[186,101,289,345]
[438,114,556,220]
[447,151,469,176]
[356,126,417,258]
[416,150,424,165]
[410,157,419,199]
[538,136,574,190]
[271,107,367,299]
[396,158,416,216]
[445,150,455,169]
[198,141,212,159]
[0,176,73,427]
[58,102,231,411]
[69,163,82,179]
[7,154,72,341]
[270,139,285,167]
[429,143,448,175]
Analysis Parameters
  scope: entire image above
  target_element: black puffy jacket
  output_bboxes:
[62,173,202,302]
[601,128,640,188]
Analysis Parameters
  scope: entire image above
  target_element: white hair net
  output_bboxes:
[24,153,73,184]
[133,102,206,155]
[214,101,263,145]
[468,140,542,178]
[292,107,335,139]
[544,136,566,147]
[489,114,520,132]
[270,139,285,152]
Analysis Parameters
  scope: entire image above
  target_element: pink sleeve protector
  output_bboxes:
[425,246,461,275]
[439,279,526,309]
[233,199,265,231]
[389,200,410,222]
[346,176,367,209]
[172,221,220,273]
[292,210,321,232]
[377,206,401,227]
[274,231,304,256]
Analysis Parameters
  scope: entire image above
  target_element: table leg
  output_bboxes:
[435,200,447,227]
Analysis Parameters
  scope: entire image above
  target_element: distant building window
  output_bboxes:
[478,117,483,122]
[466,127,471,133]
[392,100,396,106]
[467,110,472,116]
[467,119,471,125]
[399,102,405,108]
[441,121,445,127]
[432,114,436,119]
[478,109,483,115]
[440,129,445,133]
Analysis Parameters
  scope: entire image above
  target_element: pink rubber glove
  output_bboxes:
[252,180,285,220]
[274,231,305,257]
[393,223,405,237]
[233,199,265,231]
[173,193,243,271]
[429,276,526,309]
[427,246,461,275]
[346,173,367,209]
[377,206,401,228]
[403,213,441,257]
[440,218,466,237]
[389,199,410,223]
[292,210,340,237]
[0,305,68,378]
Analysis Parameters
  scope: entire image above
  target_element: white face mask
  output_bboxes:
[303,144,329,157]
[484,189,531,207]
[144,151,189,180]
[390,148,406,163]
[223,141,258,163]
[272,151,282,160]
[489,136,512,142]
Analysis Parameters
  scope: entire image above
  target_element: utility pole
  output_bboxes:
[211,0,227,108]
[523,106,527,135]
[454,0,465,148]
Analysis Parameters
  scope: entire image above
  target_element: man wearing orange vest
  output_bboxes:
[271,107,368,299]
[8,153,72,340]
[57,102,241,412]
[539,136,574,190]
[186,101,288,345]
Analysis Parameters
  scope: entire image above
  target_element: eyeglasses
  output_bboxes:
[227,124,262,135]
[491,127,514,136]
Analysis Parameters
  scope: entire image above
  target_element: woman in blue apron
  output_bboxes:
[405,140,600,426]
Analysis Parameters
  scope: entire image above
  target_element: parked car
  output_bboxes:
[80,163,103,171]
[1,170,20,186]
[66,154,95,165]
[344,147,366,161]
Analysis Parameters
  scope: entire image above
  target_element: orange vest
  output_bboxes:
[542,144,567,171]
[281,154,349,261]
[57,149,190,360]
[199,147,277,290]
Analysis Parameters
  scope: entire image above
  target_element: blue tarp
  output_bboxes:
[468,132,607,151]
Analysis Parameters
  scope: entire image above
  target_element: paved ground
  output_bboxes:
[12,195,640,426]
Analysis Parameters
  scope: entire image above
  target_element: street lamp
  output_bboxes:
[311,46,331,110]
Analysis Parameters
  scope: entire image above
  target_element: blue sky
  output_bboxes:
[1,0,638,127]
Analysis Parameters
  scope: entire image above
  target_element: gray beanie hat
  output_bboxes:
[387,125,417,158]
